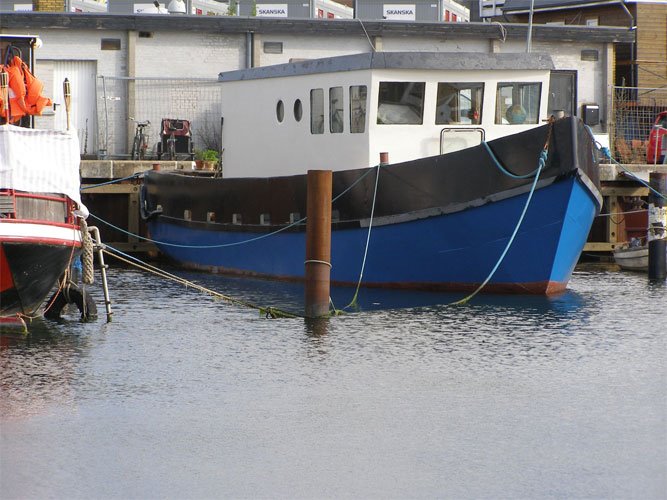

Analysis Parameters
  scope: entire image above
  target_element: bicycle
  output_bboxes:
[166,126,177,160]
[130,118,150,160]
[156,118,193,161]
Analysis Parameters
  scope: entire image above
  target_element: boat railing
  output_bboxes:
[0,189,17,218]
[440,127,485,155]
[0,189,74,224]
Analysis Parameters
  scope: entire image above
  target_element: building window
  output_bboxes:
[350,85,367,133]
[310,89,324,134]
[101,38,121,50]
[327,12,334,18]
[263,42,283,54]
[436,82,484,124]
[495,82,541,125]
[318,8,324,17]
[330,87,344,133]
[580,49,599,61]
[377,82,425,125]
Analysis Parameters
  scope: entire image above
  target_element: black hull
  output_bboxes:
[0,243,75,318]
[143,117,599,229]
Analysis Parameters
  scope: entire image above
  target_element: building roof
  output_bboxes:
[502,0,621,13]
[218,51,555,81]
[0,12,635,43]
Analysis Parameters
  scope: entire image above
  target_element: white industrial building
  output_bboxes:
[1,13,631,157]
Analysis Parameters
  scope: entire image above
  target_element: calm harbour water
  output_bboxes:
[1,264,665,499]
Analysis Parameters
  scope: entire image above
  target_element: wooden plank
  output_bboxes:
[601,186,649,196]
[80,160,185,180]
[81,183,140,194]
[584,242,623,252]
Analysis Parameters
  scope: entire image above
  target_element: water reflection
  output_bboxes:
[172,266,592,319]
[0,319,91,420]
[304,317,331,337]
[1,265,664,499]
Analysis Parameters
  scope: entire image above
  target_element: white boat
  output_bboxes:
[613,244,649,271]
[613,240,667,272]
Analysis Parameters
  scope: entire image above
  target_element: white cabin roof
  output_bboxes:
[218,51,555,82]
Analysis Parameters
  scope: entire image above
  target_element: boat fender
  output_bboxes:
[79,217,95,285]
[139,183,163,220]
[44,282,98,322]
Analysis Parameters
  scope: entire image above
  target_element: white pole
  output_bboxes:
[526,0,535,53]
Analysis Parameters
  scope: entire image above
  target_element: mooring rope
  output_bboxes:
[599,147,667,201]
[582,124,667,201]
[102,244,301,319]
[83,135,555,312]
[79,217,95,285]
[482,141,546,180]
[345,163,382,310]
[450,156,545,305]
[449,120,554,305]
[87,164,380,250]
[81,172,143,190]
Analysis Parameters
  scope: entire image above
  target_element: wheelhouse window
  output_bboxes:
[436,83,484,125]
[350,85,367,133]
[377,81,425,125]
[548,71,576,118]
[495,82,542,125]
[329,87,344,133]
[310,89,324,134]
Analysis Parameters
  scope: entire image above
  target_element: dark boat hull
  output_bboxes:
[0,221,81,318]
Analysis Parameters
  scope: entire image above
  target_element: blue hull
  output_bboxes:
[149,175,598,294]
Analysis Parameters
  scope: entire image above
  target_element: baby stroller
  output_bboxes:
[156,118,194,161]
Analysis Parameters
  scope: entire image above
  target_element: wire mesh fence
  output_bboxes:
[610,86,667,164]
[97,79,666,164]
[97,76,222,160]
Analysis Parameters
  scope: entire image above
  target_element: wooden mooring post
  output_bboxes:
[304,170,332,318]
[648,172,667,280]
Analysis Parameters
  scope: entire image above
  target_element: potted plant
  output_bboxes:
[194,149,219,170]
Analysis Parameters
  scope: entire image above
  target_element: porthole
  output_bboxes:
[276,100,284,122]
[294,99,303,122]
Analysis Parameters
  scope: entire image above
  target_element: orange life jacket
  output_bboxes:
[0,55,52,123]
[0,61,27,123]
[17,57,52,116]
